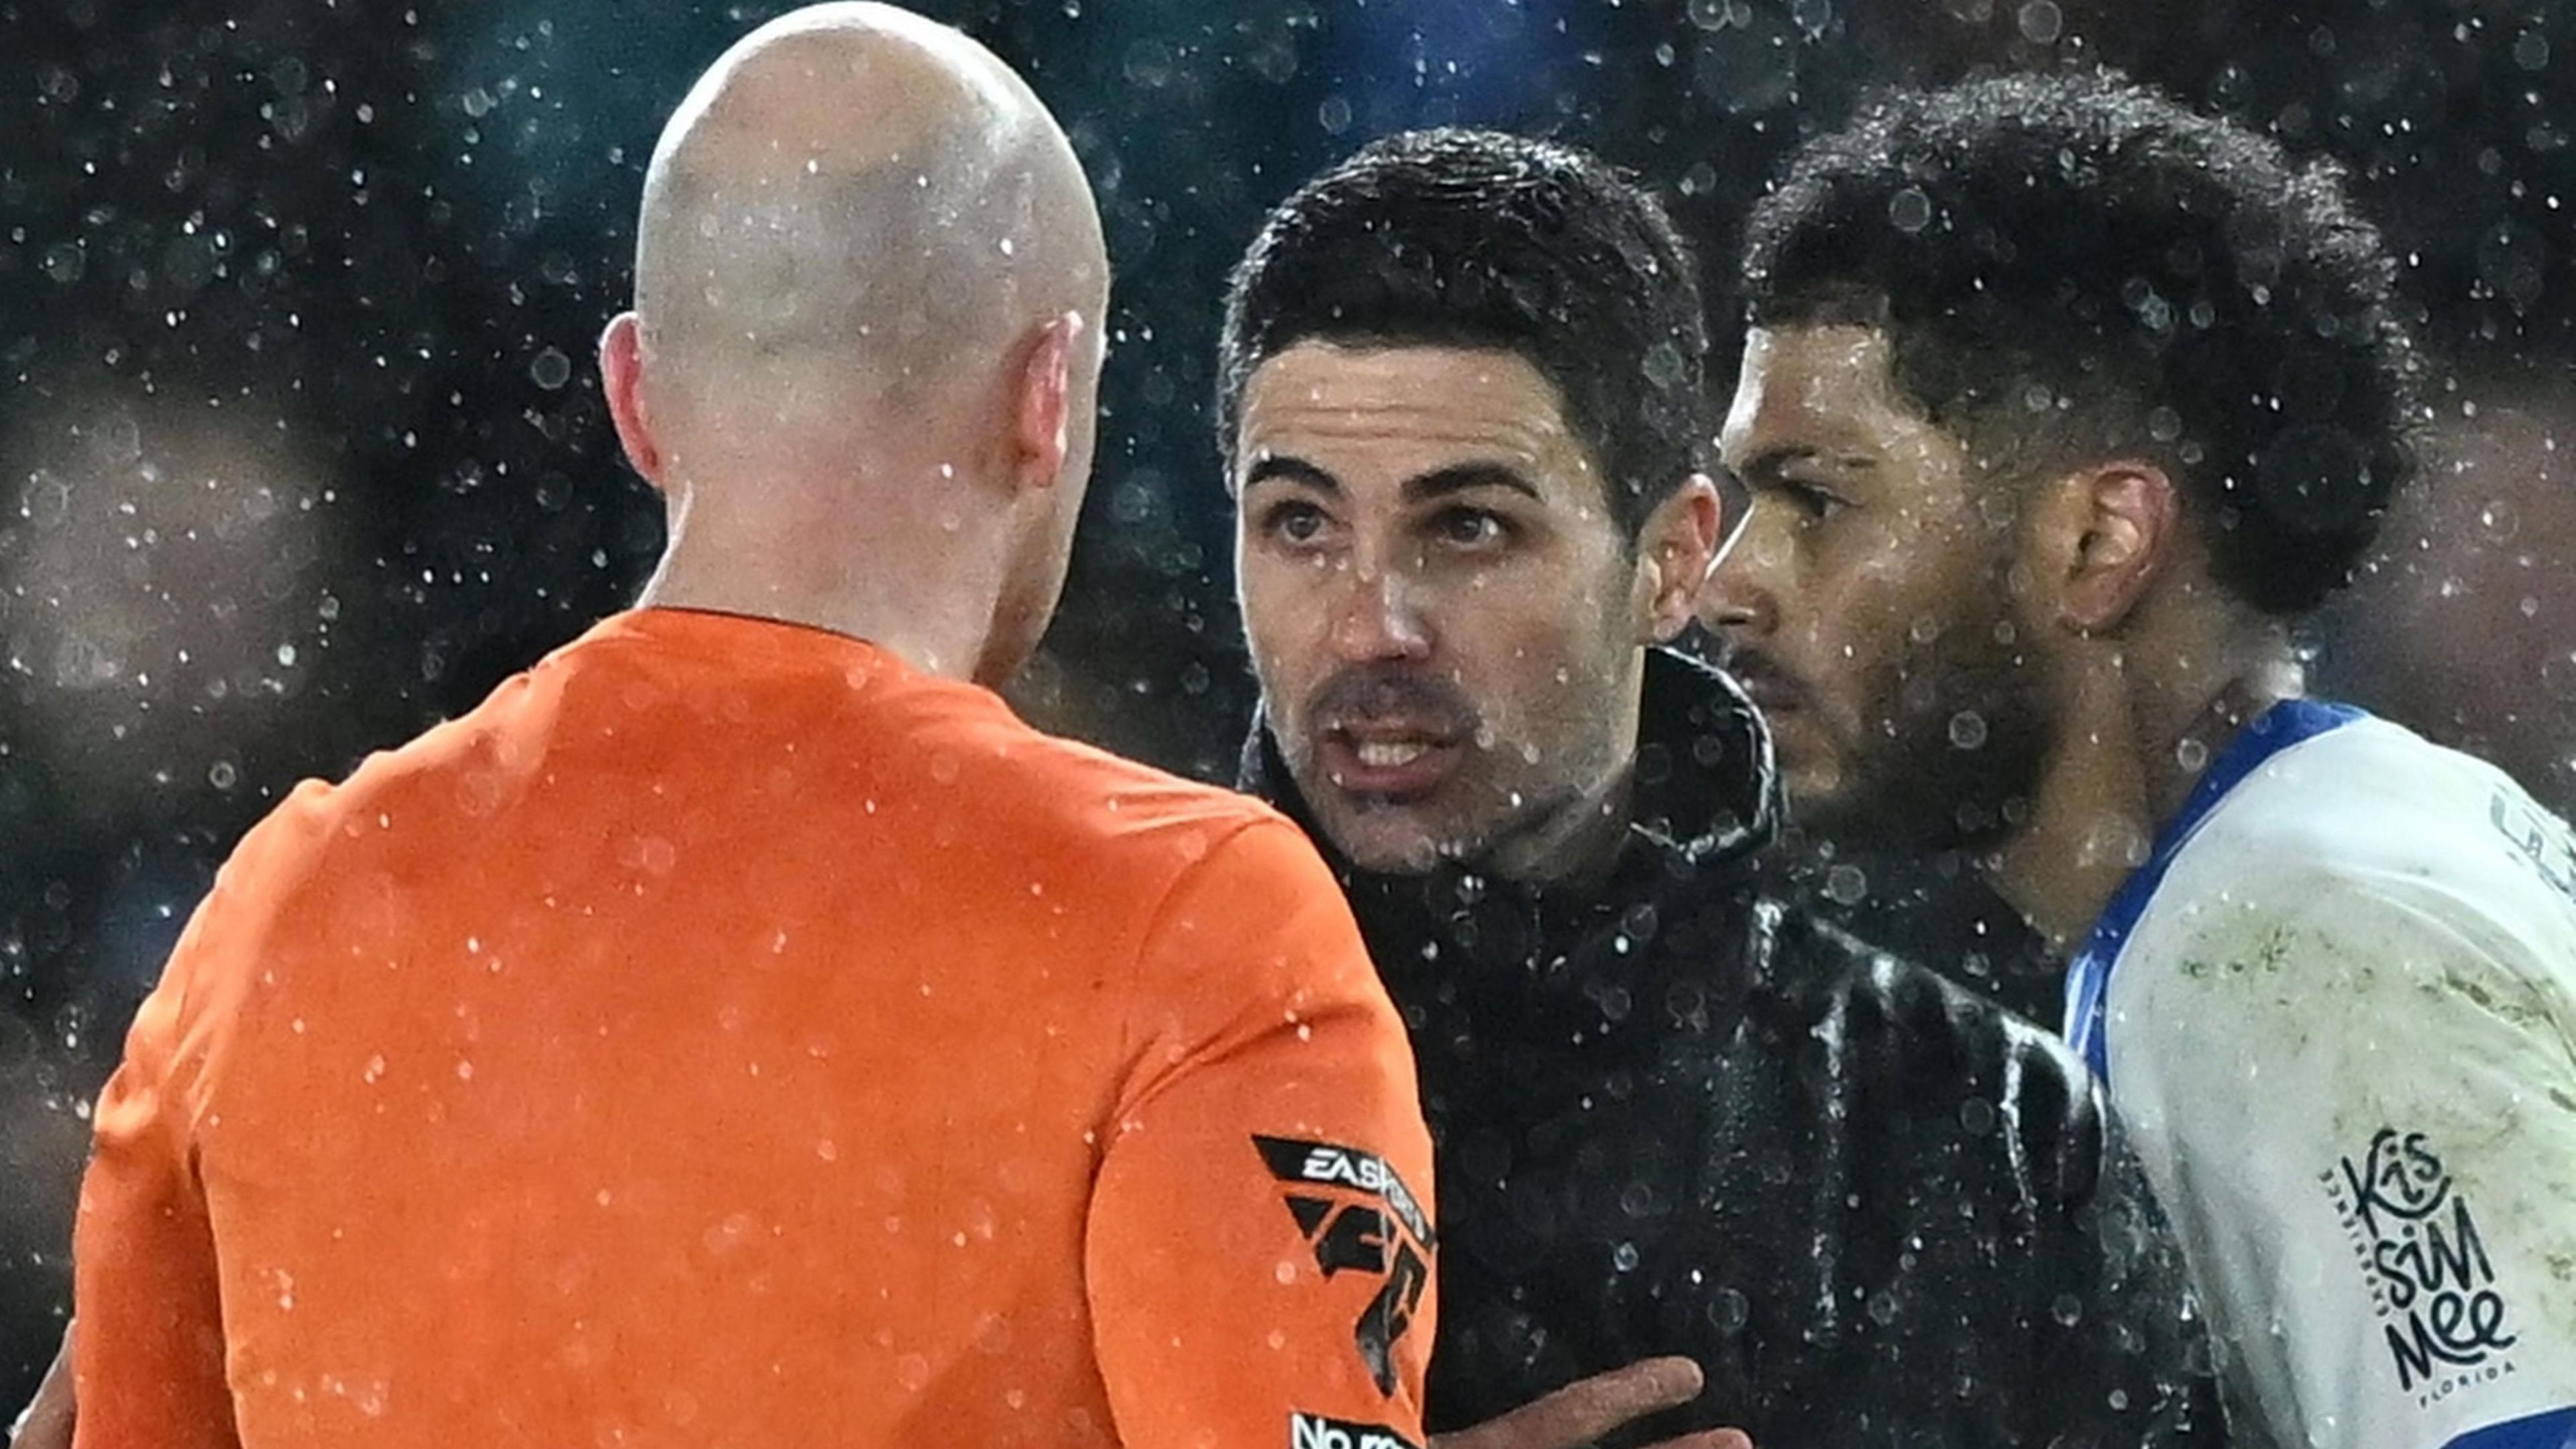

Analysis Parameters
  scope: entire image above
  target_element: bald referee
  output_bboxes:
[40,7,1437,1448]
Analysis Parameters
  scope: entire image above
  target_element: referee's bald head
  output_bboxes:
[629,2,1106,450]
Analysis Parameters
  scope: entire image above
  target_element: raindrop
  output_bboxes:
[2514,30,2551,71]
[2478,499,2522,542]
[1612,1241,1641,1272]
[1709,1286,1751,1331]
[1120,39,1174,88]
[1867,1290,1900,1326]
[1317,95,1352,135]
[1824,863,1868,906]
[42,242,85,284]
[1948,710,1989,751]
[2017,0,2064,42]
[2475,223,2546,311]
[2051,1293,2084,1326]
[529,347,572,390]
[1887,186,1933,234]
[209,760,240,790]
[2148,406,2184,442]
[2176,737,2210,773]
[1641,341,1685,388]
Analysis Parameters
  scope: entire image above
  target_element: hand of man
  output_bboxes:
[1429,1356,1752,1449]
[7,1323,72,1449]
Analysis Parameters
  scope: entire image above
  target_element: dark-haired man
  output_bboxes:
[1221,127,2224,1448]
[1707,74,2576,1449]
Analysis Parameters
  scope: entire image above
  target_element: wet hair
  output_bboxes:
[1218,127,1709,541]
[1742,72,2422,616]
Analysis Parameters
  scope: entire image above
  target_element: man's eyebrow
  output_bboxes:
[1241,454,1340,494]
[1402,462,1544,504]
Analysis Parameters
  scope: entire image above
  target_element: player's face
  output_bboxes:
[1234,343,1652,877]
[1703,325,2049,849]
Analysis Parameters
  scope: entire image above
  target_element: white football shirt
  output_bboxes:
[2064,700,2576,1449]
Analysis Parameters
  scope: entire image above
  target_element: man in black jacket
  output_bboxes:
[1218,128,2227,1448]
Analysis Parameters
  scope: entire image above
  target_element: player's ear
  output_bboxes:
[1010,311,1083,495]
[2033,460,2183,635]
[600,313,665,489]
[1633,472,1725,645]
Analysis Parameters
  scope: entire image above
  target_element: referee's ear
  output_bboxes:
[600,312,666,489]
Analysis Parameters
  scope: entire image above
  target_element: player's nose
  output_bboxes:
[1699,516,1781,639]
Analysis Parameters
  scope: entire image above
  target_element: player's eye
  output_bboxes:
[1778,479,1849,523]
[1430,507,1513,551]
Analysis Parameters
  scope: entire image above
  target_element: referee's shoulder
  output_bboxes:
[971,713,1308,863]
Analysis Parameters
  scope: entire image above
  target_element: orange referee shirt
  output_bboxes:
[71,608,1435,1449]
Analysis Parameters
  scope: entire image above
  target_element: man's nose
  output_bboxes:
[1328,563,1434,663]
[1699,502,1784,638]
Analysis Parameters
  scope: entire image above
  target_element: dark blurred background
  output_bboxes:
[5,0,2573,1405]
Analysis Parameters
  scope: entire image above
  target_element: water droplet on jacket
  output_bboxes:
[1825,863,1868,906]
[1888,186,1932,234]
[1709,1286,1750,1331]
[1948,710,1988,751]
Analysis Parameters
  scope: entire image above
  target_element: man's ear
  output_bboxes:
[599,313,665,488]
[1634,472,1725,644]
[2027,461,2184,635]
[1010,311,1084,494]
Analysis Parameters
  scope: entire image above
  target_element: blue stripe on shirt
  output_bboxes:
[2061,698,2366,1080]
[2441,1405,2576,1449]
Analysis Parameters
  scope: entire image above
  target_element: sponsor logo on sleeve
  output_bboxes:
[2323,1128,2522,1407]
[1288,1411,1423,1449]
[1254,1135,1434,1397]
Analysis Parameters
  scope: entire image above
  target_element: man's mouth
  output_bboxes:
[1316,722,1464,799]
[1355,739,1431,768]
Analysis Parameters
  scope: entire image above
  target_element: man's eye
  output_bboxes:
[1263,500,1331,545]
[1432,508,1511,549]
[1779,480,1848,522]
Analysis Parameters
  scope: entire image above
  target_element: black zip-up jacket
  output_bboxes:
[1242,649,2226,1448]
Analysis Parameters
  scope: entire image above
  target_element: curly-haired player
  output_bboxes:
[1706,72,2576,1449]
